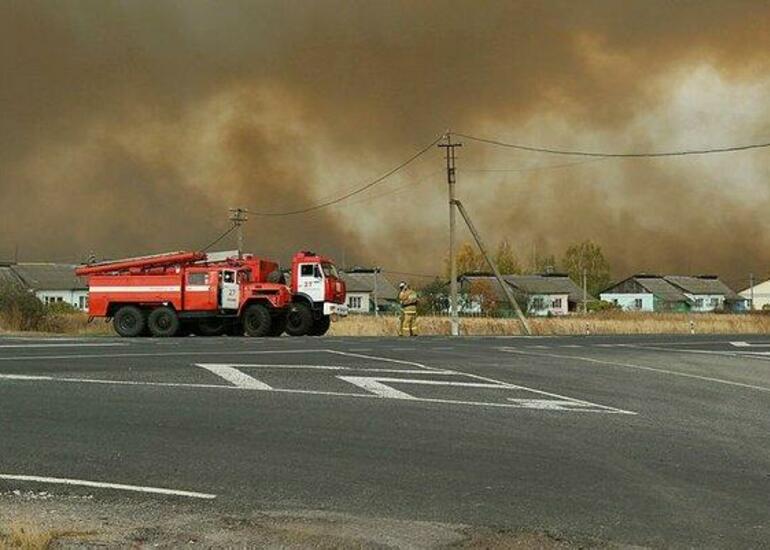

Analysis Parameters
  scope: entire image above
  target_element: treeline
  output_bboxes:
[446,238,611,297]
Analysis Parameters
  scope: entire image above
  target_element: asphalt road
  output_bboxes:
[1,333,769,548]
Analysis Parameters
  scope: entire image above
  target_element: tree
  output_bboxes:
[418,278,449,315]
[447,242,486,277]
[468,279,499,315]
[561,240,611,297]
[494,238,521,275]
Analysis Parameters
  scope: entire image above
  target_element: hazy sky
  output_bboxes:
[2,1,769,287]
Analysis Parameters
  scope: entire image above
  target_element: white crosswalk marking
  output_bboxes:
[197,364,272,390]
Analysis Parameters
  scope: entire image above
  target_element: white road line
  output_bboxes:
[337,376,416,399]
[197,364,457,374]
[499,347,770,393]
[0,372,633,414]
[197,364,272,389]
[0,349,330,362]
[0,343,127,349]
[730,341,770,348]
[0,474,215,499]
[326,349,439,371]
[560,345,584,348]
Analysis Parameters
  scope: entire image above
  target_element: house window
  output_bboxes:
[531,297,545,310]
[78,296,88,310]
[695,298,704,308]
[634,298,643,309]
[551,297,562,309]
[348,296,362,309]
[710,298,719,307]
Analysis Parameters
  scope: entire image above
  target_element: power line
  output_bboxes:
[455,132,770,158]
[381,269,443,279]
[246,134,444,217]
[460,158,604,173]
[201,223,238,252]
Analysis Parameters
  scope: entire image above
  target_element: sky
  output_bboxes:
[2,0,769,288]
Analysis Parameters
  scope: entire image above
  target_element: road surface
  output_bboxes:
[1,334,768,548]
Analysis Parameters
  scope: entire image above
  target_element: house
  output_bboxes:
[460,273,589,316]
[340,268,398,313]
[665,275,745,312]
[600,274,743,312]
[601,274,691,312]
[0,262,89,310]
[739,279,770,311]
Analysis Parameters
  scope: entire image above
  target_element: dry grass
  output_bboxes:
[329,312,770,336]
[0,312,114,337]
[0,522,93,550]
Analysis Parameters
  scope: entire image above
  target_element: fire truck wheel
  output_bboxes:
[268,313,287,337]
[285,303,313,337]
[147,306,180,337]
[242,304,272,337]
[113,306,146,337]
[309,315,331,336]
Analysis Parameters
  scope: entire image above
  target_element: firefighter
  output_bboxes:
[398,281,419,336]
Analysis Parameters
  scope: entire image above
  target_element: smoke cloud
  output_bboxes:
[2,1,770,288]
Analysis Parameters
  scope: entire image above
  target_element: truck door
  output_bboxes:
[298,263,324,302]
[220,270,239,310]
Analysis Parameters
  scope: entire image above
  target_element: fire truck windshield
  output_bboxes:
[321,263,338,279]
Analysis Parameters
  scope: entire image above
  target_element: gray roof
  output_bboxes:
[635,277,690,303]
[6,263,87,291]
[0,265,24,286]
[341,271,398,300]
[664,276,740,300]
[462,274,588,302]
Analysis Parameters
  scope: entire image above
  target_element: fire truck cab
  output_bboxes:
[286,251,348,336]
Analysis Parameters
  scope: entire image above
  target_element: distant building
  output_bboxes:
[340,268,398,313]
[601,274,744,312]
[0,263,88,310]
[739,279,770,311]
[460,273,589,316]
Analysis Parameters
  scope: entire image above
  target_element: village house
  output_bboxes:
[460,273,589,316]
[0,262,89,310]
[600,274,743,312]
[739,278,770,311]
[340,268,398,314]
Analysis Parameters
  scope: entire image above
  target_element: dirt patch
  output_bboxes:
[0,492,638,549]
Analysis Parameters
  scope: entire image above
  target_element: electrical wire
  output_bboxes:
[201,223,238,252]
[455,132,770,158]
[246,134,444,216]
[460,158,605,173]
[381,269,443,279]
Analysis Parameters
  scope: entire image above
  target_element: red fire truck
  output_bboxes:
[74,250,347,338]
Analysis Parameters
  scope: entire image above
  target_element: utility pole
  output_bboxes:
[749,273,755,311]
[452,200,531,335]
[582,267,588,314]
[373,267,380,317]
[439,133,462,336]
[228,207,248,257]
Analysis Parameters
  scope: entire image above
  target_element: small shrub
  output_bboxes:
[0,281,48,331]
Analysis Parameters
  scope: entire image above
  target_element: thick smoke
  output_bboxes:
[1,1,769,286]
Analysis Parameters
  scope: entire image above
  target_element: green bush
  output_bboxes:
[0,281,48,331]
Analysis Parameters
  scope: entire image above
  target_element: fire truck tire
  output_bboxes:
[242,304,272,337]
[268,313,287,337]
[285,303,313,336]
[309,315,331,336]
[147,306,180,337]
[113,306,146,338]
[195,318,227,337]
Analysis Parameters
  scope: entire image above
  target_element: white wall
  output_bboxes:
[684,293,724,312]
[600,293,654,311]
[527,293,569,316]
[346,292,371,313]
[35,290,89,311]
[740,281,770,310]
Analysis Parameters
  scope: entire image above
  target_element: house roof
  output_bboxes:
[0,266,24,286]
[634,277,691,303]
[340,270,398,300]
[664,275,740,300]
[462,274,589,302]
[6,263,87,291]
